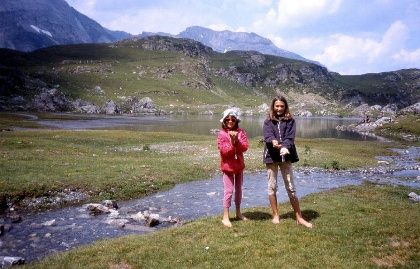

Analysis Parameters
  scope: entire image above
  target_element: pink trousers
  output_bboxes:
[222,172,243,208]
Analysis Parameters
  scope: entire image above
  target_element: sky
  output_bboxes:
[65,0,420,75]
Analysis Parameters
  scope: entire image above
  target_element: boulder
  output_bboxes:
[101,100,120,114]
[30,88,73,112]
[72,99,100,114]
[398,102,420,116]
[0,256,25,267]
[84,203,110,215]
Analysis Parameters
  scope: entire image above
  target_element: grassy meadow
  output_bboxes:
[24,184,420,269]
[1,113,419,268]
[0,112,398,204]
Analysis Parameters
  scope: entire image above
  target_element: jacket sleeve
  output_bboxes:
[217,131,236,157]
[263,119,277,143]
[236,129,249,153]
[281,119,296,149]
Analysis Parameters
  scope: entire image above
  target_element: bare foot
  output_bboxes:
[236,214,248,221]
[272,216,280,224]
[297,218,313,228]
[222,219,232,227]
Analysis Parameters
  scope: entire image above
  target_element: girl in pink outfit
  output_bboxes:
[217,108,249,227]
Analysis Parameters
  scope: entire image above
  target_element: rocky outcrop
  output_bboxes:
[398,102,420,116]
[72,99,101,114]
[213,51,332,89]
[118,36,213,59]
[30,88,74,112]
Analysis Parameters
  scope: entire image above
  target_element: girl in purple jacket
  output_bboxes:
[217,108,249,227]
[263,96,313,228]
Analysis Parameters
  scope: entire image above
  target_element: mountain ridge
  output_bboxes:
[0,0,131,52]
[0,36,418,116]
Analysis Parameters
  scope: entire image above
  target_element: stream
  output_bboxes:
[0,147,419,264]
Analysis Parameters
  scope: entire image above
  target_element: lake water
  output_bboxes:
[36,114,371,140]
[2,113,394,263]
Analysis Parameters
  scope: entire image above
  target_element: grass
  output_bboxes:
[24,183,420,269]
[376,115,420,141]
[0,112,399,204]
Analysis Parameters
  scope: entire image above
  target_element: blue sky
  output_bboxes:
[65,0,420,75]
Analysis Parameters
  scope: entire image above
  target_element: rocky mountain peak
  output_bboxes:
[0,0,130,52]
[178,26,318,65]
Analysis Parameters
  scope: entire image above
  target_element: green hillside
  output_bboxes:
[0,36,418,114]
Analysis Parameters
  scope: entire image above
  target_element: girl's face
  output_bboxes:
[224,116,237,130]
[273,100,286,116]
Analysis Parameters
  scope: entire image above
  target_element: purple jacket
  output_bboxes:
[263,118,299,164]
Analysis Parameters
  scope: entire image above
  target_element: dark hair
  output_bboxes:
[221,116,239,130]
[268,95,292,121]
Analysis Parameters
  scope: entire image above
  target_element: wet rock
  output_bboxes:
[130,212,146,222]
[84,203,110,215]
[102,200,118,210]
[108,209,120,219]
[41,219,56,227]
[105,219,129,228]
[0,256,25,267]
[146,215,160,227]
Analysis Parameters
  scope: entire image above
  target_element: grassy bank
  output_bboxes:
[376,115,420,142]
[25,184,420,269]
[0,125,397,205]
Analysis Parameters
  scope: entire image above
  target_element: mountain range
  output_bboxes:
[0,0,131,52]
[0,0,315,65]
[0,0,418,116]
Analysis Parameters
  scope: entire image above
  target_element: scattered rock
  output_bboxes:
[101,100,120,114]
[84,203,110,215]
[102,200,118,210]
[398,102,420,116]
[0,256,25,267]
[30,88,73,112]
[408,192,420,202]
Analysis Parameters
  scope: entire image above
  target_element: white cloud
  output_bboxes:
[252,0,342,34]
[275,0,342,26]
[309,21,417,74]
[106,9,195,34]
[392,48,420,65]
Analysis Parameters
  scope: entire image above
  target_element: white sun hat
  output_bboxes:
[220,108,241,123]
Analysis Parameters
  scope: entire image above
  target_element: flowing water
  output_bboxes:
[1,114,418,263]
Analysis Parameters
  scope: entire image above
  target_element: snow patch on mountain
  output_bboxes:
[30,25,53,38]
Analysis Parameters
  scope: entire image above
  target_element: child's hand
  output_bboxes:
[229,131,238,144]
[280,147,290,156]
[272,140,281,149]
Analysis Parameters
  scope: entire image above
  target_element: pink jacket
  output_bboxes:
[217,127,249,173]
